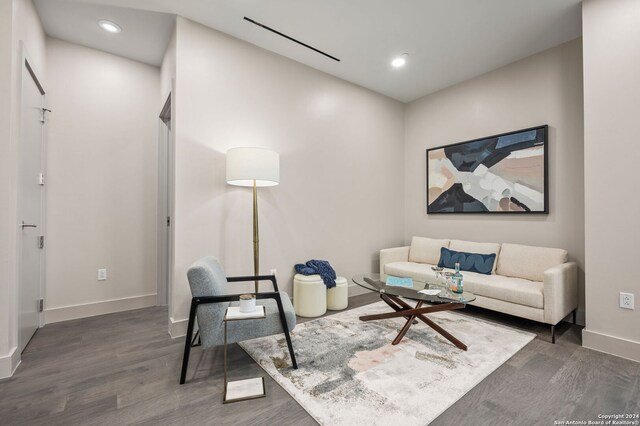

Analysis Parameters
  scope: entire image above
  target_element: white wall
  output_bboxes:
[0,0,17,378]
[582,0,640,361]
[0,0,47,379]
[44,38,160,323]
[404,39,585,322]
[160,24,175,102]
[169,17,405,335]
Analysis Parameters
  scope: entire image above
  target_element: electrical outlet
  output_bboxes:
[620,292,634,310]
[98,268,107,281]
[270,268,277,276]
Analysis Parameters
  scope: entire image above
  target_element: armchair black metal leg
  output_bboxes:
[274,295,298,369]
[180,302,198,384]
[551,324,556,344]
[191,330,201,347]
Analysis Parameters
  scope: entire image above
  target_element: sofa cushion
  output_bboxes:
[409,237,450,264]
[385,261,438,283]
[437,247,496,275]
[462,272,544,309]
[383,261,543,309]
[449,240,501,273]
[497,243,568,282]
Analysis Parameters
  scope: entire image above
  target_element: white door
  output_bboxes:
[19,59,46,353]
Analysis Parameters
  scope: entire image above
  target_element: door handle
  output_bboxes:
[21,221,37,229]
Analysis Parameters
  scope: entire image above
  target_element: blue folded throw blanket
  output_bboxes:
[294,260,337,288]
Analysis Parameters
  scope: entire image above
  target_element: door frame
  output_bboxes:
[15,42,47,348]
[157,90,172,307]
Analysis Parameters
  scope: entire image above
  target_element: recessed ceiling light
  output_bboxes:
[98,20,122,34]
[391,53,409,68]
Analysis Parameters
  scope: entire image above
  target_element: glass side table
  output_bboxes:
[223,305,267,403]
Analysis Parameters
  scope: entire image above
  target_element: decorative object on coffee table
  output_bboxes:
[451,262,464,293]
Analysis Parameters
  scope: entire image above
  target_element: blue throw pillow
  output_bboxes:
[437,247,496,275]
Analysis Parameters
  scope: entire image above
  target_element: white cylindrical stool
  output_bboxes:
[327,277,348,311]
[293,274,327,317]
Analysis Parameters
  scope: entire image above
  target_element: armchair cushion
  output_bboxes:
[224,292,296,346]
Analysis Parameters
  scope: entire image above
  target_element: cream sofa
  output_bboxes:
[380,237,578,343]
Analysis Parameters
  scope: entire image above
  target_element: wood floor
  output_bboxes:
[1,293,638,425]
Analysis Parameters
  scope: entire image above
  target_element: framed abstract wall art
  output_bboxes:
[426,125,548,214]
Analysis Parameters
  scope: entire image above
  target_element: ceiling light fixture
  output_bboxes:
[98,20,122,34]
[391,53,409,68]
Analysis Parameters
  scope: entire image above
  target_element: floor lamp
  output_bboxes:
[226,147,280,293]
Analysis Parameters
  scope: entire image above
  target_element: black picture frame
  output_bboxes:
[426,125,549,214]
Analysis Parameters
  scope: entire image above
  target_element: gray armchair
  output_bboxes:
[179,256,298,384]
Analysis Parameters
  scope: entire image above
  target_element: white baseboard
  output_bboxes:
[44,294,157,324]
[0,346,21,379]
[169,316,188,339]
[582,329,640,363]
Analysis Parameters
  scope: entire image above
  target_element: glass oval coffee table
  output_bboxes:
[352,273,476,350]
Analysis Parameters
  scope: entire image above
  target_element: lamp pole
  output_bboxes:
[253,179,259,293]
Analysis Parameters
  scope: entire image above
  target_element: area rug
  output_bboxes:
[239,301,535,426]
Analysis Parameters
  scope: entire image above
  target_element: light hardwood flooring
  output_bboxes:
[1,293,638,425]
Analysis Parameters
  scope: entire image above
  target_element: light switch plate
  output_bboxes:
[98,268,107,281]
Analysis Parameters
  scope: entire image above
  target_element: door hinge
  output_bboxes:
[39,172,45,185]
[38,235,44,249]
[38,299,44,312]
[167,216,171,227]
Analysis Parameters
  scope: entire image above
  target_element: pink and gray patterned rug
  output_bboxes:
[239,301,534,426]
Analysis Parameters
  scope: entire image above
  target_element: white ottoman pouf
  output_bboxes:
[293,274,327,317]
[327,276,348,310]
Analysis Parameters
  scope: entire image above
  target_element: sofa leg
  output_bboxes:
[550,324,556,344]
[572,309,577,325]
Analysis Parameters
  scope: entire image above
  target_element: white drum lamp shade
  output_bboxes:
[226,147,279,187]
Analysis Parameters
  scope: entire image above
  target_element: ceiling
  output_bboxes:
[34,0,175,66]
[35,0,583,102]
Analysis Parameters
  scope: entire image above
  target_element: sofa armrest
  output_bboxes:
[379,246,410,280]
[543,262,578,325]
